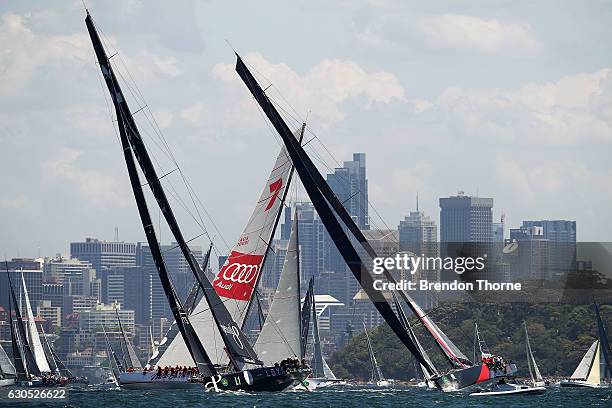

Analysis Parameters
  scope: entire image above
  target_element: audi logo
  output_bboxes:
[221,263,259,284]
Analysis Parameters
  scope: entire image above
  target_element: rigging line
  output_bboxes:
[162,232,207,255]
[141,167,179,187]
[242,58,303,124]
[101,33,228,253]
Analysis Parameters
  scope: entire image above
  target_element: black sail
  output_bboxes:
[300,278,314,359]
[85,12,260,367]
[310,282,325,378]
[235,54,429,369]
[6,271,41,378]
[8,290,27,381]
[594,302,612,379]
[86,11,215,375]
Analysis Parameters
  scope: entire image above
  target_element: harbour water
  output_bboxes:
[30,384,612,407]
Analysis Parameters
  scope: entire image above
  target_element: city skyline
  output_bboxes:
[1,1,611,258]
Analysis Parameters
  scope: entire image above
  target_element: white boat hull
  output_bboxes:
[0,378,15,387]
[470,384,546,396]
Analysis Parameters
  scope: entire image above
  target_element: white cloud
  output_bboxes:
[416,14,541,55]
[180,102,206,124]
[434,68,612,145]
[212,52,405,125]
[0,195,26,209]
[41,148,129,209]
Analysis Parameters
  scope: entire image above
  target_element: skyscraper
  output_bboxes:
[439,192,493,243]
[326,153,369,230]
[521,220,576,276]
[398,209,438,257]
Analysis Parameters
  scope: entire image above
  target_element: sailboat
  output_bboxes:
[233,52,516,392]
[307,280,345,389]
[101,326,120,387]
[524,322,545,388]
[363,323,389,387]
[0,342,16,387]
[470,322,546,397]
[85,10,301,392]
[4,266,65,387]
[561,302,612,388]
[254,210,312,389]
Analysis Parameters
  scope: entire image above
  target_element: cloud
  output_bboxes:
[433,68,612,145]
[0,195,26,209]
[212,52,405,126]
[180,102,206,124]
[41,148,129,209]
[416,14,541,55]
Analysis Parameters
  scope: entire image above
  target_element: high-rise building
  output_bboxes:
[136,242,202,321]
[0,259,44,312]
[326,153,369,230]
[398,209,438,257]
[521,220,576,275]
[439,192,493,243]
[509,225,550,280]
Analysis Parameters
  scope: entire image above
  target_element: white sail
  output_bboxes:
[21,274,51,373]
[524,322,543,384]
[322,357,337,380]
[586,341,601,385]
[157,129,300,367]
[254,214,301,365]
[0,343,16,377]
[571,340,599,380]
[364,323,384,382]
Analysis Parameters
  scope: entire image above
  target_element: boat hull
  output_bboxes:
[121,366,299,392]
[559,380,604,388]
[0,378,15,387]
[470,385,546,396]
[434,363,518,392]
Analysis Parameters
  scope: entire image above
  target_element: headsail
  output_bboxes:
[21,274,51,373]
[0,343,16,378]
[255,211,302,365]
[86,10,216,376]
[159,127,302,367]
[40,327,59,374]
[571,340,599,381]
[300,278,314,359]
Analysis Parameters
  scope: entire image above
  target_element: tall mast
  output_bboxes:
[85,10,215,375]
[235,54,429,369]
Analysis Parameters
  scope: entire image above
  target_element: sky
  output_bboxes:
[1,0,611,258]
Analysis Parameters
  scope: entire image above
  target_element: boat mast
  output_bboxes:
[85,10,216,376]
[234,53,430,370]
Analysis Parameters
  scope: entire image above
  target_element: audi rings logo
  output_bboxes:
[222,263,259,284]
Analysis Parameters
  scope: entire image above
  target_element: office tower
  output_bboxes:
[326,153,369,230]
[43,256,99,298]
[78,304,135,335]
[0,259,44,311]
[399,208,438,257]
[260,238,289,291]
[439,192,493,243]
[104,265,149,324]
[521,220,576,275]
[136,242,202,321]
[509,225,550,280]
[292,202,326,293]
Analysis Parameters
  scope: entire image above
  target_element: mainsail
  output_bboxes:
[300,278,313,359]
[116,309,141,369]
[363,322,384,382]
[255,211,302,365]
[7,272,40,378]
[20,274,51,373]
[311,283,325,378]
[524,321,543,385]
[86,10,216,376]
[158,128,302,367]
[594,302,612,380]
[40,327,59,374]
